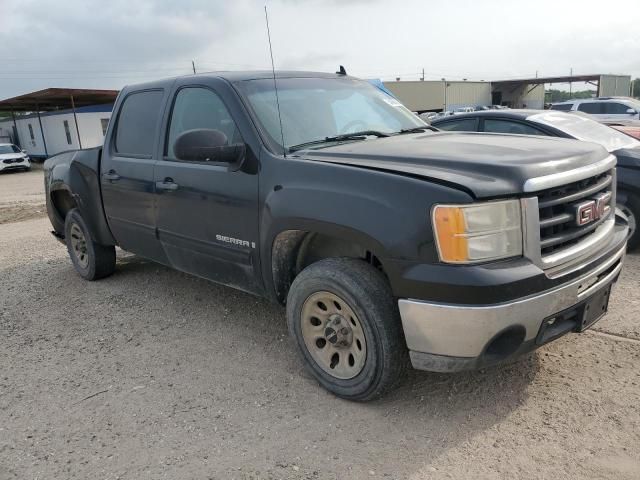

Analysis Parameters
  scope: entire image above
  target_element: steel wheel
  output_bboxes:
[300,291,367,379]
[69,222,89,269]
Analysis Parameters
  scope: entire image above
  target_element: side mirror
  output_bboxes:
[626,108,637,115]
[173,129,245,165]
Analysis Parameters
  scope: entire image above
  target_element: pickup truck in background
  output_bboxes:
[44,71,628,401]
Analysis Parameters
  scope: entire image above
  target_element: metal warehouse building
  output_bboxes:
[0,88,117,159]
[384,74,632,112]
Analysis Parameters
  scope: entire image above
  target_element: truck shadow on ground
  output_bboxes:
[101,252,541,474]
[3,250,542,478]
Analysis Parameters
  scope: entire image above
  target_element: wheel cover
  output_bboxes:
[69,223,89,269]
[619,204,636,238]
[300,291,367,380]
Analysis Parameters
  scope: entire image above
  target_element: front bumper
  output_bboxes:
[0,158,30,171]
[398,234,627,373]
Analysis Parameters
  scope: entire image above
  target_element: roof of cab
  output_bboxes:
[121,70,350,91]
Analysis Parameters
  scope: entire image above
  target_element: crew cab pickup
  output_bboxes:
[44,71,628,401]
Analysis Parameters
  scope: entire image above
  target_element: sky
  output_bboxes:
[1,0,639,98]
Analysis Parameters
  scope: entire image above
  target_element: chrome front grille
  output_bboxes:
[537,170,613,256]
[521,155,618,274]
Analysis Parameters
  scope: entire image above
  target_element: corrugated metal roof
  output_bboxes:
[0,88,119,112]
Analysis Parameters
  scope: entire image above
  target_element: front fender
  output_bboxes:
[259,152,472,300]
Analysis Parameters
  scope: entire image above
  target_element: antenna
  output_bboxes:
[264,5,286,157]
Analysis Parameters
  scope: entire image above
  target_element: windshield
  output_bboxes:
[0,144,21,154]
[236,77,425,152]
[529,111,640,152]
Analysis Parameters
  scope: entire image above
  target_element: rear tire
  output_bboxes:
[64,209,116,280]
[286,258,407,401]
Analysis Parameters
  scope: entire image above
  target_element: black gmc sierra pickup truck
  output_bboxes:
[44,71,628,401]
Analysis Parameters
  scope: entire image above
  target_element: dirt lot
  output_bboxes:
[1,169,639,480]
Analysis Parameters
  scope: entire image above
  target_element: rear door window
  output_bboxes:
[435,118,478,132]
[114,90,164,157]
[483,119,547,136]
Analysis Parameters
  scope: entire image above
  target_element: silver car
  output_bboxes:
[550,97,640,125]
[0,143,31,172]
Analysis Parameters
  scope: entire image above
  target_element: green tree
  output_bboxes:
[545,89,595,103]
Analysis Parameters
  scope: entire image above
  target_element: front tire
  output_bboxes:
[617,192,640,250]
[286,258,407,401]
[64,209,116,280]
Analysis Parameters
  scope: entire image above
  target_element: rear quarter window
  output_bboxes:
[114,90,164,157]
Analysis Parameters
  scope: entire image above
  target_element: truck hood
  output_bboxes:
[300,132,610,198]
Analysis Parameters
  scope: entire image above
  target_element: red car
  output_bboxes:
[610,125,640,140]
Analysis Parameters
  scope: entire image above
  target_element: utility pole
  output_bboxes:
[192,60,196,74]
[421,68,425,81]
[569,67,573,97]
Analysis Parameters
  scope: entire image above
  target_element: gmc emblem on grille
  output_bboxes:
[574,192,612,226]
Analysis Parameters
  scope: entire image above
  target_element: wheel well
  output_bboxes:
[50,189,77,224]
[271,230,386,304]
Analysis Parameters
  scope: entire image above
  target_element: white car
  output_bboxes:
[0,143,31,172]
[550,97,640,126]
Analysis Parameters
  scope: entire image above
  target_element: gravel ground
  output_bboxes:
[0,166,46,225]
[1,170,639,479]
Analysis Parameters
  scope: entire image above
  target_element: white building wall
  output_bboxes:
[0,107,112,158]
[445,82,491,110]
[384,80,492,112]
[384,81,445,111]
[599,75,632,97]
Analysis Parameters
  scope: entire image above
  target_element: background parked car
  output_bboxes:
[418,111,438,123]
[550,97,640,125]
[453,107,475,114]
[0,143,31,173]
[432,109,640,248]
[610,124,640,140]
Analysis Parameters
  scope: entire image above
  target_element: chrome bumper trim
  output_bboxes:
[398,244,626,358]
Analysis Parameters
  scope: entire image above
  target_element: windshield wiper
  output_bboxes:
[288,130,390,152]
[396,126,438,134]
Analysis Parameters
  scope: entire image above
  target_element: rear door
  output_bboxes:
[600,101,637,123]
[101,87,168,261]
[153,78,262,294]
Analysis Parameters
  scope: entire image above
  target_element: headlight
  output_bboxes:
[432,199,522,264]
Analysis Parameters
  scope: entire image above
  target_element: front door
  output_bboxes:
[153,83,261,294]
[101,88,167,261]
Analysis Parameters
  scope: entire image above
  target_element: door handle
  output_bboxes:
[102,171,121,181]
[155,178,179,191]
